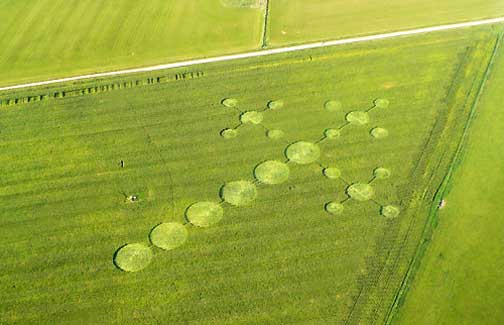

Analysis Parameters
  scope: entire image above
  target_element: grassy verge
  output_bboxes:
[392,31,503,324]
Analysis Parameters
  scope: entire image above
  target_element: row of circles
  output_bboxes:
[114,162,398,272]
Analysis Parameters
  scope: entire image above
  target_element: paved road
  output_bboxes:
[1,16,504,92]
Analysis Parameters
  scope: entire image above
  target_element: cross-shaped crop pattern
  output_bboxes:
[113,97,400,272]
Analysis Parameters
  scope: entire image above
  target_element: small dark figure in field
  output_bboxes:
[120,160,125,168]
[122,192,139,203]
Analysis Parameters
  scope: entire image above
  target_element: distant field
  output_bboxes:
[269,0,504,46]
[0,27,498,323]
[0,0,264,86]
[396,35,504,324]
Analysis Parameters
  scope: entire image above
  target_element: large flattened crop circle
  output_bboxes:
[254,160,290,185]
[285,141,321,165]
[241,111,263,124]
[347,183,375,201]
[149,223,188,250]
[346,111,370,125]
[221,180,258,206]
[114,243,153,272]
[186,201,224,227]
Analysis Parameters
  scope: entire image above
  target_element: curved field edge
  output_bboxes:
[387,32,504,323]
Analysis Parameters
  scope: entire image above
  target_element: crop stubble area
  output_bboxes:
[0,26,500,323]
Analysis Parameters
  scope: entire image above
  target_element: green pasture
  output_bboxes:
[396,35,504,324]
[0,0,264,86]
[0,26,498,323]
[269,0,504,46]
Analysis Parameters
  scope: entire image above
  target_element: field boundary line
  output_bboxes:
[261,0,271,48]
[1,16,504,92]
[384,31,504,324]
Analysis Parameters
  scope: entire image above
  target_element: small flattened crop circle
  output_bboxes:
[268,100,284,110]
[114,243,153,272]
[325,202,344,215]
[285,141,321,165]
[149,223,188,250]
[221,181,258,206]
[374,98,390,108]
[254,160,290,185]
[186,202,224,227]
[324,100,342,112]
[241,111,264,124]
[222,98,238,108]
[221,128,238,139]
[374,167,391,180]
[347,183,375,201]
[371,127,389,139]
[324,128,341,139]
[267,129,284,140]
[381,205,400,219]
[323,167,341,179]
[346,111,370,125]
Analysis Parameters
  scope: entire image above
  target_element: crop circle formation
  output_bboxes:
[374,167,391,180]
[267,129,284,140]
[241,111,263,124]
[149,223,188,250]
[254,160,290,185]
[323,167,341,179]
[324,100,342,112]
[381,205,400,219]
[346,111,370,125]
[325,202,345,215]
[268,100,284,110]
[324,128,341,139]
[347,183,375,201]
[285,141,321,164]
[114,243,153,272]
[222,98,238,108]
[221,128,238,139]
[371,127,389,139]
[186,202,224,227]
[221,180,258,206]
[374,98,390,108]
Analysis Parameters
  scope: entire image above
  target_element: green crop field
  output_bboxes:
[0,0,265,86]
[268,0,504,46]
[395,35,504,324]
[0,24,501,324]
